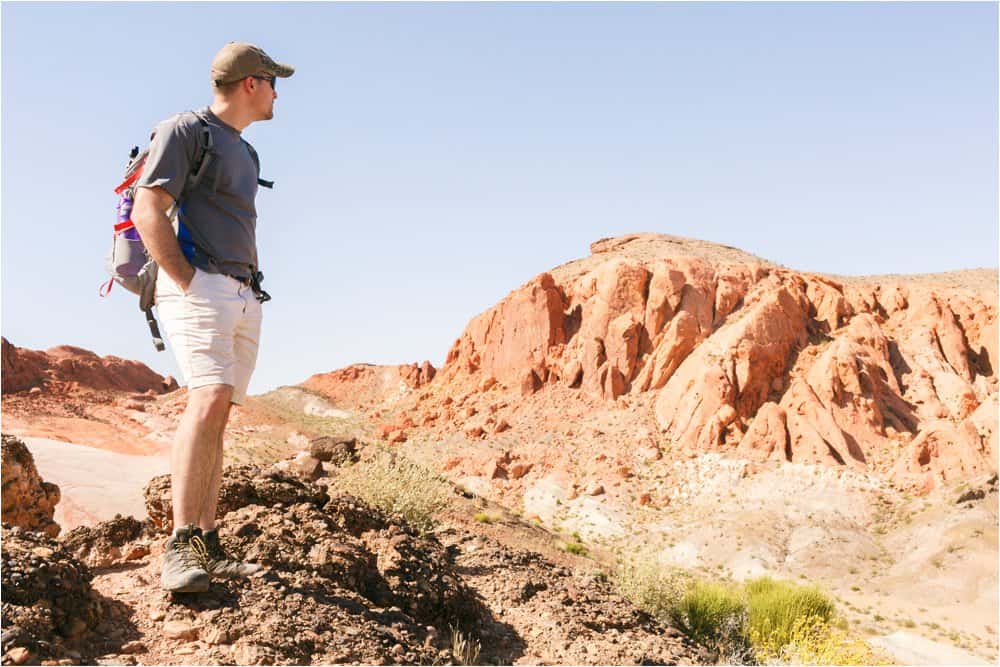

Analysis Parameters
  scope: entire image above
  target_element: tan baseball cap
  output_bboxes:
[211,42,295,86]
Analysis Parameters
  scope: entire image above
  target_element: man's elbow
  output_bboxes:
[131,187,170,231]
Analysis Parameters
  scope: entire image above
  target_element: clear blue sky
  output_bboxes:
[3,2,997,396]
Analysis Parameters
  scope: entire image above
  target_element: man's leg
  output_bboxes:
[197,286,264,580]
[199,398,231,532]
[171,384,233,529]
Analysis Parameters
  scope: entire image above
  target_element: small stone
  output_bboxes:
[149,609,166,621]
[509,462,533,479]
[635,446,661,463]
[120,641,147,655]
[124,544,150,561]
[232,643,267,664]
[29,387,42,395]
[391,644,405,656]
[31,547,54,558]
[520,369,542,396]
[163,620,198,641]
[202,627,228,645]
[586,483,605,496]
[291,451,322,479]
[8,647,31,665]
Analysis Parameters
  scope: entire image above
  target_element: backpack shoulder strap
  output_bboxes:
[241,138,274,189]
[186,111,215,192]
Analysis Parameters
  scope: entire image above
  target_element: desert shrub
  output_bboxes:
[761,615,893,665]
[563,542,588,556]
[613,556,689,620]
[672,580,753,662]
[334,447,451,534]
[745,577,834,654]
[616,564,879,665]
[473,512,492,523]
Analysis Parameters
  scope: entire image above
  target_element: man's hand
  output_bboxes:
[132,186,197,293]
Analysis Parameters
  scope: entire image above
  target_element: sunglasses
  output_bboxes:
[251,74,276,91]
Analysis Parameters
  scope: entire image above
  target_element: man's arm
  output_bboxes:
[132,185,196,292]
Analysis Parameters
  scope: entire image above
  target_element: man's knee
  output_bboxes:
[185,384,234,424]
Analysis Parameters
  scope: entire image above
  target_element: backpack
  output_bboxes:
[101,110,272,351]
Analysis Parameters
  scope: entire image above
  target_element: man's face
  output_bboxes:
[250,74,277,121]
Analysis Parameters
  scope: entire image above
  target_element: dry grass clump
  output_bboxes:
[334,447,452,534]
[614,555,692,620]
[450,624,482,665]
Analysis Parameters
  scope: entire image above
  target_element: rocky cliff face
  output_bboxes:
[426,234,997,492]
[1,435,61,537]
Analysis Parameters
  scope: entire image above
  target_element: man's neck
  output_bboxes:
[208,100,251,133]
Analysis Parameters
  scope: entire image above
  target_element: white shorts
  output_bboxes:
[155,267,262,405]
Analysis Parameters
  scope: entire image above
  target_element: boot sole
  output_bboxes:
[162,576,210,593]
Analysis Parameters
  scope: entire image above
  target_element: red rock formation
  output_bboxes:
[654,283,810,453]
[423,233,998,491]
[302,361,437,411]
[1,338,177,395]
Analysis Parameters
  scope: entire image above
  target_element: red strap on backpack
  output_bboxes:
[114,167,143,195]
[98,277,115,297]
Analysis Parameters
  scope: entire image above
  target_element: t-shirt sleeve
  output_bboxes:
[136,116,198,201]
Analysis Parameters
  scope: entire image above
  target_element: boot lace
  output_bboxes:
[188,534,210,567]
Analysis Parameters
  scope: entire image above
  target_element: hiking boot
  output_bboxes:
[161,525,210,593]
[198,529,263,579]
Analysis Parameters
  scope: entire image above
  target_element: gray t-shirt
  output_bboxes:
[137,107,260,280]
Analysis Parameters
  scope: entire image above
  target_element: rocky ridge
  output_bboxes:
[0,435,709,666]
[1,338,177,396]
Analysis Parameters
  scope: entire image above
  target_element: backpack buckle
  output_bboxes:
[250,271,271,303]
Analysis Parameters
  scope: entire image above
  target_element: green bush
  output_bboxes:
[672,581,748,645]
[745,577,835,657]
[614,563,881,665]
[564,542,588,556]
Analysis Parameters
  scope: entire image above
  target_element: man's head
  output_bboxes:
[210,42,294,122]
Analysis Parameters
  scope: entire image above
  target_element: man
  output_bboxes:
[131,42,294,593]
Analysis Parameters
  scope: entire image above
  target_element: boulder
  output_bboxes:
[1,435,61,537]
[309,436,359,466]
